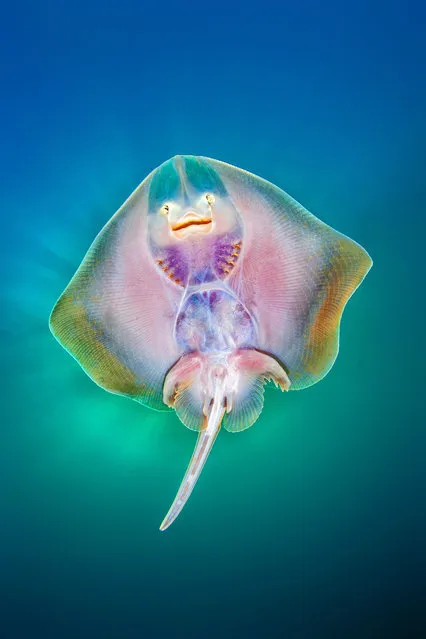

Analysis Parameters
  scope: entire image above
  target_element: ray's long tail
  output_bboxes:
[159,373,226,531]
[160,349,290,531]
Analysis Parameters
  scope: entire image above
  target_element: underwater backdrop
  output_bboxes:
[1,1,425,637]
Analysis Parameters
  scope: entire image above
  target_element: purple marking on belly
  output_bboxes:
[213,235,242,279]
[155,247,189,286]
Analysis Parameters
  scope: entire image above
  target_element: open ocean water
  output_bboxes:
[1,1,425,637]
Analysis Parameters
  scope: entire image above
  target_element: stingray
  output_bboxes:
[49,156,372,530]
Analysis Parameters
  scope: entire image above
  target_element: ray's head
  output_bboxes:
[147,156,240,247]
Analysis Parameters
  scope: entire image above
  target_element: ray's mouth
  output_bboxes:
[171,214,213,233]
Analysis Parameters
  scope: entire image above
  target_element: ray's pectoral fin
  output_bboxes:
[202,156,372,390]
[160,349,290,530]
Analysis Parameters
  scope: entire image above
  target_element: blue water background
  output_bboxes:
[1,1,425,637]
